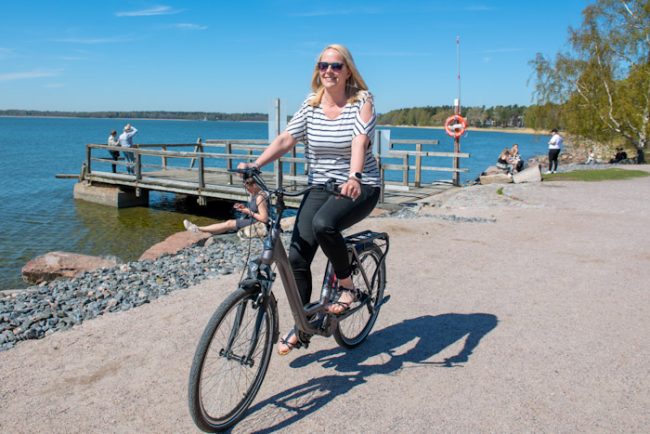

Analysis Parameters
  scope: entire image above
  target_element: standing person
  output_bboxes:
[118,123,138,174]
[183,177,268,234]
[107,130,121,173]
[547,128,563,174]
[237,43,380,355]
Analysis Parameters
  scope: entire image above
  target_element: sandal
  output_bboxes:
[326,286,360,315]
[277,328,302,356]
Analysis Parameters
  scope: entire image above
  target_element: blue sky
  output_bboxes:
[0,1,591,114]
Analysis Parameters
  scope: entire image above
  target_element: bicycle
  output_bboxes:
[187,168,390,432]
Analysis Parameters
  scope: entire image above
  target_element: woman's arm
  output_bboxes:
[340,98,374,200]
[242,195,268,223]
[238,131,297,170]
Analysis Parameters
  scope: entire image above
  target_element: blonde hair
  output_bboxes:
[309,44,369,107]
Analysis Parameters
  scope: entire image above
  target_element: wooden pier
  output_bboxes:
[75,138,469,208]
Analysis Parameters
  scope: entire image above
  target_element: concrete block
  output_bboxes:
[73,182,149,208]
[513,164,542,184]
[479,173,512,185]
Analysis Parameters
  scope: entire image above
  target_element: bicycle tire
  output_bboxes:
[188,287,276,432]
[334,244,386,348]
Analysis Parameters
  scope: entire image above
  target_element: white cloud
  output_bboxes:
[173,23,208,31]
[116,5,183,17]
[0,70,61,81]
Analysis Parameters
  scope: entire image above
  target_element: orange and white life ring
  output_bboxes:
[444,115,467,138]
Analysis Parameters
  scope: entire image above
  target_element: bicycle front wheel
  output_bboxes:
[334,245,386,348]
[188,287,275,432]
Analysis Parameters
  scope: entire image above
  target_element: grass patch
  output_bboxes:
[543,168,649,182]
[496,187,504,195]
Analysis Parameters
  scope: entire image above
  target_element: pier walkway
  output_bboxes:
[76,138,469,208]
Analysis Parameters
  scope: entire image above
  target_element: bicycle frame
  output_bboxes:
[240,169,389,340]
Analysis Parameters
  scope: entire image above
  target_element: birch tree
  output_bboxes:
[530,0,649,162]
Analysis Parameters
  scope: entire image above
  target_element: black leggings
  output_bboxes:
[548,149,560,171]
[289,184,380,305]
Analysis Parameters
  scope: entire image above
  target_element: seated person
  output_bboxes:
[609,148,628,164]
[183,178,268,234]
[496,148,512,173]
[508,143,524,172]
[585,148,596,164]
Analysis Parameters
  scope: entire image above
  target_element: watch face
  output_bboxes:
[354,172,362,179]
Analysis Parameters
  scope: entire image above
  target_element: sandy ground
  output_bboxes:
[1,167,649,433]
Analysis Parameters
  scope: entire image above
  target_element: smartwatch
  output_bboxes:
[350,172,362,181]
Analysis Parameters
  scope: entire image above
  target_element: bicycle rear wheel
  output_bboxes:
[334,245,386,348]
[188,287,275,432]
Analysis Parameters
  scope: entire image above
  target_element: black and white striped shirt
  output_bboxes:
[286,91,380,186]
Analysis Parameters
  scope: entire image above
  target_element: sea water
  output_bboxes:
[0,117,549,289]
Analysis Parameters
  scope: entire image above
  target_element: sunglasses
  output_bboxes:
[317,62,345,72]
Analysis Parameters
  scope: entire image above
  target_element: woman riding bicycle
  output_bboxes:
[237,43,380,355]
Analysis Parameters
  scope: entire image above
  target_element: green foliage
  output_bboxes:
[0,110,267,122]
[376,104,526,128]
[496,187,504,195]
[529,0,650,160]
[544,168,650,181]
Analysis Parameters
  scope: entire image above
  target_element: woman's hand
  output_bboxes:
[236,162,258,171]
[340,179,361,200]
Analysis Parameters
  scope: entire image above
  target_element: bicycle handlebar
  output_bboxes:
[227,168,352,201]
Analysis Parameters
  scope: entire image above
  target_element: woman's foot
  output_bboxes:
[326,287,359,315]
[277,328,301,355]
[183,219,199,233]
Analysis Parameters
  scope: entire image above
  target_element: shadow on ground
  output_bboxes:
[241,313,498,433]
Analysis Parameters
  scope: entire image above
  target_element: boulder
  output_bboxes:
[139,231,210,261]
[479,173,512,185]
[483,166,505,176]
[513,164,542,184]
[237,222,268,239]
[22,251,119,284]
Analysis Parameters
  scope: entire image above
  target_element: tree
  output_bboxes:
[530,0,649,162]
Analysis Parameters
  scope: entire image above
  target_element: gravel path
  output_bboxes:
[1,166,649,433]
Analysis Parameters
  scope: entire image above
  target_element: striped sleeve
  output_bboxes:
[352,91,376,139]
[285,96,312,143]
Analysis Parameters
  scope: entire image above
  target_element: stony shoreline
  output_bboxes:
[0,234,267,351]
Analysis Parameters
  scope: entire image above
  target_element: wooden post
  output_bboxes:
[453,137,460,186]
[276,160,283,189]
[135,151,142,181]
[86,145,92,174]
[402,154,409,187]
[415,143,422,187]
[198,152,205,190]
[189,138,201,168]
[379,158,385,204]
[226,141,233,185]
[162,145,167,169]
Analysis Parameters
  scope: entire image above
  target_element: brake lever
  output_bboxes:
[324,179,353,201]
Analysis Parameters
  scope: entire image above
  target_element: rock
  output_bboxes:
[22,252,118,284]
[237,222,268,239]
[483,166,505,176]
[280,216,296,232]
[513,164,542,184]
[479,173,512,185]
[139,231,210,261]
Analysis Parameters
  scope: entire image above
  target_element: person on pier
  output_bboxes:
[118,124,138,175]
[107,130,121,173]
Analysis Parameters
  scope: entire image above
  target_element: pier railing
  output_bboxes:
[83,137,469,205]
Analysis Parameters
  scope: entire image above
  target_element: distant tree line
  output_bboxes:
[0,110,267,122]
[377,105,527,129]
